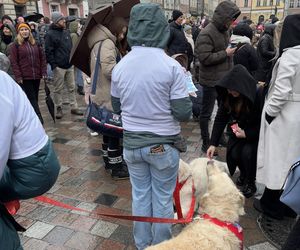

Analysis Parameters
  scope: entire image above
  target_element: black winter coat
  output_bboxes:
[194,1,241,87]
[256,25,276,82]
[45,24,73,70]
[167,22,188,56]
[233,43,258,75]
[210,65,264,174]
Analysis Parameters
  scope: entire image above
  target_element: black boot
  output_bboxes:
[77,86,84,95]
[107,149,129,180]
[101,144,110,170]
[242,182,257,198]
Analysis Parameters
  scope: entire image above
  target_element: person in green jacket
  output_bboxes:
[0,23,16,55]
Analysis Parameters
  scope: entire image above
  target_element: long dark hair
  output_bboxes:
[223,94,251,117]
[106,16,128,56]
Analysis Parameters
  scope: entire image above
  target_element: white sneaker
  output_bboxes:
[90,131,99,137]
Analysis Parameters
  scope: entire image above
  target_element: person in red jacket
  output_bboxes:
[9,23,47,124]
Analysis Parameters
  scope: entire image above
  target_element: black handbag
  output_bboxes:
[86,42,123,138]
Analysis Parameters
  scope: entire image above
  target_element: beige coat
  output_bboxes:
[256,45,300,189]
[87,24,119,110]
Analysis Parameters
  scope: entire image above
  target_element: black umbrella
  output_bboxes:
[24,12,44,23]
[70,0,140,76]
[44,81,55,123]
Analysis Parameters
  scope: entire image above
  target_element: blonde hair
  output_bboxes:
[16,31,36,46]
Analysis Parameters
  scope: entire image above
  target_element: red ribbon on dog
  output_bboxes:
[34,180,196,224]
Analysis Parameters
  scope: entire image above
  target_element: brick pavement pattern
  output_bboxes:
[15,86,280,250]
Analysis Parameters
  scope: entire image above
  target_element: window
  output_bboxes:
[14,5,26,17]
[297,0,300,7]
[69,8,78,17]
[263,0,267,6]
[257,0,261,6]
[289,0,294,7]
[276,0,280,5]
[50,4,59,13]
[244,0,248,7]
[0,4,4,18]
[270,0,273,6]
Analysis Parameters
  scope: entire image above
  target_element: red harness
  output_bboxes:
[202,213,243,249]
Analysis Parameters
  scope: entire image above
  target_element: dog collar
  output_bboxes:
[202,213,243,248]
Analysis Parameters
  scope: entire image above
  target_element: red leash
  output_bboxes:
[34,180,196,224]
[173,177,189,219]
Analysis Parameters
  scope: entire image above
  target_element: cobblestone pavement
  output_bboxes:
[15,88,285,250]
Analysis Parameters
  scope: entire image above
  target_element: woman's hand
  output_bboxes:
[235,126,246,138]
[18,80,23,84]
[207,146,216,159]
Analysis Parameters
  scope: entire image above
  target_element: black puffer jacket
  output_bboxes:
[167,21,188,56]
[255,25,276,82]
[233,44,258,75]
[210,65,263,174]
[45,24,73,70]
[194,1,240,87]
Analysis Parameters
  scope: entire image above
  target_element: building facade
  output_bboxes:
[0,0,85,21]
[0,0,37,20]
[247,0,284,23]
[41,0,84,18]
[287,0,300,14]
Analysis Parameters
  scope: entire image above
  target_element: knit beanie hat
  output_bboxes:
[17,23,31,32]
[51,12,64,24]
[172,10,183,21]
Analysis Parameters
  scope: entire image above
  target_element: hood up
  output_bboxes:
[212,1,241,32]
[127,3,170,48]
[279,14,300,56]
[263,24,276,36]
[216,64,257,104]
[1,23,16,38]
[69,20,79,34]
[87,24,116,49]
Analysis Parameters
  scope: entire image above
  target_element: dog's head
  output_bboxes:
[200,161,245,222]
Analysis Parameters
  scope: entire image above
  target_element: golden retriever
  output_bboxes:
[148,161,245,250]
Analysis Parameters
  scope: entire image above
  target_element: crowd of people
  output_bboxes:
[0,1,300,249]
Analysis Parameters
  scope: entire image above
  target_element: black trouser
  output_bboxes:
[199,85,217,146]
[282,219,300,250]
[260,188,297,219]
[227,140,257,183]
[21,79,43,123]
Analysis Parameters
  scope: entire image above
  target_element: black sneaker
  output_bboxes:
[111,168,129,180]
[236,176,245,187]
[242,183,257,198]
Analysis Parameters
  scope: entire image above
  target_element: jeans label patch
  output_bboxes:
[150,145,165,154]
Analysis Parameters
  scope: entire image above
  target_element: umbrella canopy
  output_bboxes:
[70,0,140,76]
[24,12,44,23]
[44,81,55,123]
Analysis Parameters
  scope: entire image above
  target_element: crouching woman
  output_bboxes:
[207,65,264,198]
[0,71,60,249]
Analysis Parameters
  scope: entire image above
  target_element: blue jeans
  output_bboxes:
[124,144,180,250]
[74,67,84,87]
